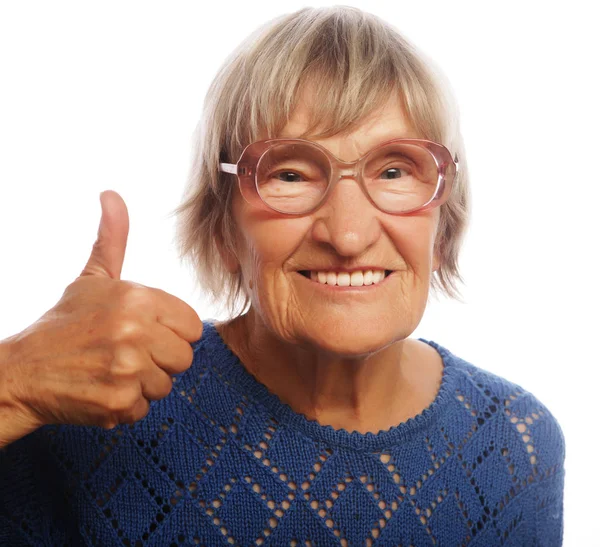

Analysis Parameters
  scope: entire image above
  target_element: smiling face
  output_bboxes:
[224,91,441,358]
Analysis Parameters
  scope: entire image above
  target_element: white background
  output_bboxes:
[0,1,597,544]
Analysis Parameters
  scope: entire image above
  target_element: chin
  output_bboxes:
[300,320,406,358]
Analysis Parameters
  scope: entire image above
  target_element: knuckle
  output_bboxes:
[120,285,154,312]
[109,317,144,344]
[109,345,144,376]
[105,387,139,413]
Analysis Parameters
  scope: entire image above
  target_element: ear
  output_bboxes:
[215,234,240,274]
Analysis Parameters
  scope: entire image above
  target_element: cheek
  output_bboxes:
[238,214,309,282]
[241,218,312,335]
[385,215,437,270]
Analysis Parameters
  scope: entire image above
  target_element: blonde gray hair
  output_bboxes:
[169,6,471,318]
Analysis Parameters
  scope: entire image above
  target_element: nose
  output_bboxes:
[310,175,382,256]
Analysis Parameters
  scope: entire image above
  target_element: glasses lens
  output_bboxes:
[363,142,439,213]
[255,141,439,214]
[256,142,331,213]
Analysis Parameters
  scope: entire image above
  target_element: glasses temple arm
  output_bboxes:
[219,162,237,174]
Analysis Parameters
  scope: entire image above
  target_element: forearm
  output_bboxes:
[0,337,41,449]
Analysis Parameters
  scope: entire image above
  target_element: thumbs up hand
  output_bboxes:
[0,190,203,440]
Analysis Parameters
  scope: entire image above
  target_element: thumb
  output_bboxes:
[80,190,130,279]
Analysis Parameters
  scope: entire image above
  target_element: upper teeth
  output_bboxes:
[309,270,386,286]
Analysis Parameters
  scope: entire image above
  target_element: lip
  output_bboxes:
[295,270,395,290]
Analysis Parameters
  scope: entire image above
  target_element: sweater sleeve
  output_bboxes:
[536,411,566,546]
[538,465,565,546]
[0,434,45,546]
[0,427,80,546]
[514,386,565,547]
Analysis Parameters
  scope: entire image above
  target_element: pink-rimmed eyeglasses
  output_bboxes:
[219,137,459,215]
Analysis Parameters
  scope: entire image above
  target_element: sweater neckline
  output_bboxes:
[199,320,459,451]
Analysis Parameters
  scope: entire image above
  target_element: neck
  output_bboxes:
[215,308,440,434]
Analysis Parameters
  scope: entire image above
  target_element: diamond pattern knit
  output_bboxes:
[0,320,565,546]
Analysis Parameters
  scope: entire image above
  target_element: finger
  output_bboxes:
[151,288,204,343]
[120,396,151,425]
[146,322,196,375]
[80,190,130,280]
[138,365,174,401]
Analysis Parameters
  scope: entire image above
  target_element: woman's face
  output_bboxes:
[228,92,441,357]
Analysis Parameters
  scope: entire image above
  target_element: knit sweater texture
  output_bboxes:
[0,320,565,546]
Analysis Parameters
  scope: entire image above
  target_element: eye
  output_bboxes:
[379,167,411,180]
[273,171,305,183]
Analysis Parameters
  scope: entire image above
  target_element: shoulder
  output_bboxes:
[440,344,566,471]
[435,346,566,541]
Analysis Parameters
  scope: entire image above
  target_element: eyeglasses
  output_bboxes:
[219,137,459,215]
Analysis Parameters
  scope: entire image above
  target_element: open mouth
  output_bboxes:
[297,270,393,279]
[297,269,394,289]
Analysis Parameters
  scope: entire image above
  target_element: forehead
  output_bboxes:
[277,87,421,160]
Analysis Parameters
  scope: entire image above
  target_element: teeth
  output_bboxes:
[350,271,363,286]
[308,270,387,287]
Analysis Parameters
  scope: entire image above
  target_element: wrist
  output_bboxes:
[0,337,44,448]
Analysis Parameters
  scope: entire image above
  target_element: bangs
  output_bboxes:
[277,68,406,142]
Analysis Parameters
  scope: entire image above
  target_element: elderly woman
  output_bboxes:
[0,6,564,546]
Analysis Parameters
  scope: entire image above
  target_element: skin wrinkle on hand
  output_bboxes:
[216,89,444,435]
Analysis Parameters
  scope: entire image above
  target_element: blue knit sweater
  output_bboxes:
[0,320,565,546]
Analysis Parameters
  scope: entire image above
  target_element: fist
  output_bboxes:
[5,190,203,432]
